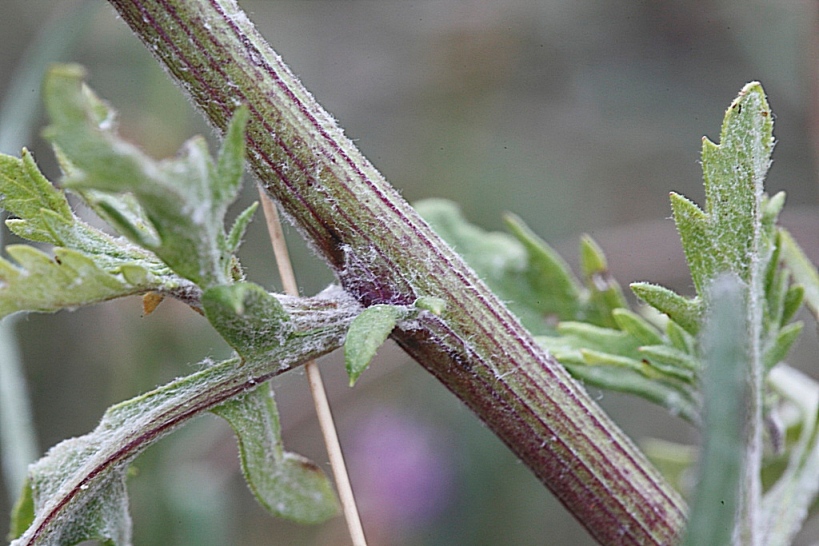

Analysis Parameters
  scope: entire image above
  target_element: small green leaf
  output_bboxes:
[630,282,702,336]
[557,359,699,424]
[669,192,712,296]
[665,319,696,354]
[212,386,339,524]
[213,105,249,206]
[202,282,291,360]
[556,321,640,357]
[579,349,653,377]
[780,229,819,321]
[763,322,803,372]
[781,284,804,326]
[226,202,259,254]
[345,304,405,386]
[638,345,698,382]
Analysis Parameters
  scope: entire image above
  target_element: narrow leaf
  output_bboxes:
[780,229,819,321]
[226,202,258,254]
[781,284,804,326]
[611,308,664,346]
[763,322,803,372]
[630,282,702,335]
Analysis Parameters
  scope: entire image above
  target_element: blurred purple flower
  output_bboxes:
[348,409,456,539]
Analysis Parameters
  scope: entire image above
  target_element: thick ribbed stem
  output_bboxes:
[105,1,687,543]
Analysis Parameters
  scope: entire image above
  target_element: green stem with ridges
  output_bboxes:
[104,1,686,543]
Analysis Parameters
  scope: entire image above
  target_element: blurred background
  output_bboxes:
[0,0,817,544]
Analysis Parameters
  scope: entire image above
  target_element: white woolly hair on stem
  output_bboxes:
[258,186,368,546]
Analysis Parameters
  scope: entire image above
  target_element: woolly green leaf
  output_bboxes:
[42,65,250,288]
[226,202,259,254]
[674,82,774,296]
[669,192,712,296]
[202,282,291,360]
[345,304,405,386]
[630,282,702,336]
[212,386,339,523]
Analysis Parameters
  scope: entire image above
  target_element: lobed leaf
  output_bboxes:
[0,246,153,319]
[0,150,72,244]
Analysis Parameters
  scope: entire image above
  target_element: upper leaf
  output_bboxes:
[42,64,253,288]
[676,82,775,293]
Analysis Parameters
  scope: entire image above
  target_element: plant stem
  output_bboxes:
[106,1,687,543]
[259,189,368,546]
